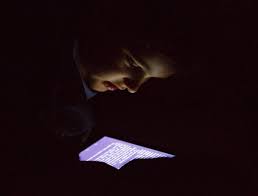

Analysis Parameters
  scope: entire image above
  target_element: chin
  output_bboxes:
[91,85,107,92]
[88,80,106,92]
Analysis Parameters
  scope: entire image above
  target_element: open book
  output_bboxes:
[79,136,175,169]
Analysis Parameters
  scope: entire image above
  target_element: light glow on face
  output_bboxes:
[81,48,176,93]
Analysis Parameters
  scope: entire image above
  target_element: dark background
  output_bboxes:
[2,0,258,195]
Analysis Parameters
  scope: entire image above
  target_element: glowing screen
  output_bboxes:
[79,136,175,169]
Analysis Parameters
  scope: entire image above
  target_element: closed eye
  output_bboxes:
[123,49,147,77]
[125,54,138,68]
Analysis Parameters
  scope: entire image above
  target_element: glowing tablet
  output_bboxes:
[79,136,175,169]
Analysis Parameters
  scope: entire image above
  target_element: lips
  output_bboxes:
[103,81,118,91]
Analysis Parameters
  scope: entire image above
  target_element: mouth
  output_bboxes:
[102,81,119,91]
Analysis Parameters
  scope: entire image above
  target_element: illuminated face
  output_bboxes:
[79,47,176,93]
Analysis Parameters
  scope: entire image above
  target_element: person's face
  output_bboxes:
[80,47,176,93]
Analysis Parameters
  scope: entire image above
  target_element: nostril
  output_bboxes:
[123,78,140,93]
[123,78,137,88]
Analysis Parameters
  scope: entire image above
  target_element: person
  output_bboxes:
[3,2,180,176]
[75,1,178,94]
[45,1,180,140]
[75,40,176,94]
[5,1,256,195]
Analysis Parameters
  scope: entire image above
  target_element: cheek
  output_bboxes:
[96,69,131,82]
[90,57,132,81]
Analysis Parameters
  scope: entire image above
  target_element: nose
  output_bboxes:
[127,85,140,94]
[123,78,145,93]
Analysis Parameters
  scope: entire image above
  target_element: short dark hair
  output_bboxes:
[76,0,190,73]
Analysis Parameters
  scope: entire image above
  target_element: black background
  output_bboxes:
[2,0,258,195]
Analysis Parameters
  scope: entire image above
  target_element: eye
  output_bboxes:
[125,55,138,68]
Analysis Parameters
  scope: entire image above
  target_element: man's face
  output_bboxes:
[80,47,175,93]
